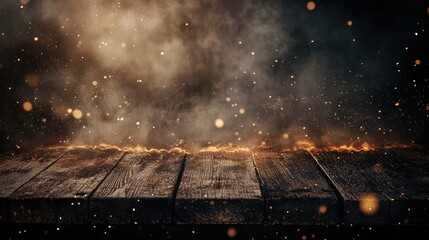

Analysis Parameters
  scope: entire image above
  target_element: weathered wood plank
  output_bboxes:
[9,149,124,224]
[0,151,62,222]
[90,152,185,224]
[312,150,429,225]
[175,151,264,224]
[253,151,339,225]
[383,149,429,224]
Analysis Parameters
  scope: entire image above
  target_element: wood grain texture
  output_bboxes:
[312,150,429,224]
[254,151,339,225]
[90,152,185,224]
[175,151,263,224]
[383,149,429,224]
[0,151,62,222]
[9,149,124,224]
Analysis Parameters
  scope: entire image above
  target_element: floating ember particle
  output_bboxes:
[282,133,289,139]
[214,118,224,128]
[92,81,98,86]
[72,109,83,119]
[22,101,33,112]
[394,102,400,107]
[306,1,316,11]
[347,20,353,26]
[227,227,237,238]
[226,97,231,102]
[426,104,429,111]
[67,108,73,114]
[120,43,126,48]
[33,36,39,42]
[239,108,245,114]
[160,51,165,55]
[415,59,421,65]
[318,205,327,215]
[359,193,379,216]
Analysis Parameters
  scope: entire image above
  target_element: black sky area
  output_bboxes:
[0,0,428,152]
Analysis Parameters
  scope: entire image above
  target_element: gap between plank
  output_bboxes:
[251,152,268,225]
[307,151,345,224]
[87,152,127,199]
[171,154,187,224]
[6,153,64,223]
[8,153,65,197]
[85,151,127,223]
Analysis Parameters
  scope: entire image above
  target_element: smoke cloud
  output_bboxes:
[0,0,427,150]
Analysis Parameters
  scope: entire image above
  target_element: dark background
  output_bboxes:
[0,0,428,152]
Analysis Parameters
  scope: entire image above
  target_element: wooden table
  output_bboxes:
[0,148,428,225]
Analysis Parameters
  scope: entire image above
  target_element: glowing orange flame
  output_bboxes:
[194,146,251,153]
[283,140,413,152]
[43,142,414,154]
[44,144,188,154]
[325,142,376,152]
[44,144,251,154]
[293,140,319,152]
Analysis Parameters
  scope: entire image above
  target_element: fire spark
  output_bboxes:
[44,144,189,154]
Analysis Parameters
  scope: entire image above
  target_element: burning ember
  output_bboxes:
[44,144,252,154]
[42,141,413,155]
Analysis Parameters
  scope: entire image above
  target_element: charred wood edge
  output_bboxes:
[6,153,65,222]
[172,154,188,224]
[86,152,127,220]
[251,152,267,225]
[307,152,345,223]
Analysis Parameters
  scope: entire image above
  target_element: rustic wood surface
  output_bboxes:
[0,148,427,225]
[312,151,394,224]
[90,152,185,224]
[175,151,264,224]
[0,151,62,222]
[383,149,429,224]
[253,151,339,225]
[9,149,124,224]
[312,149,429,225]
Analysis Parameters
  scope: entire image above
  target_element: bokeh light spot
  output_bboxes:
[23,101,33,112]
[214,118,224,128]
[318,205,327,215]
[72,109,83,119]
[227,227,237,238]
[307,1,316,11]
[359,193,379,216]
